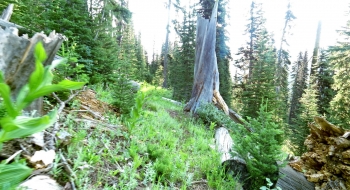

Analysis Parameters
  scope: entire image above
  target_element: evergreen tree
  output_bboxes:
[134,33,147,81]
[293,81,319,155]
[275,3,295,124]
[169,1,196,101]
[234,2,278,119]
[328,17,350,128]
[288,51,309,125]
[198,0,233,105]
[241,28,277,119]
[234,100,284,190]
[234,1,264,82]
[315,50,334,116]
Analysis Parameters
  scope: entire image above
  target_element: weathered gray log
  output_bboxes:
[276,164,315,190]
[0,4,24,30]
[0,27,65,115]
[215,127,250,189]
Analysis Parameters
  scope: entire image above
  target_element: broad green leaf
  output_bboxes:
[34,42,47,63]
[0,110,57,143]
[16,85,29,110]
[22,81,85,105]
[0,84,18,117]
[28,59,44,92]
[0,72,4,83]
[0,162,32,189]
[0,116,18,132]
[57,80,85,90]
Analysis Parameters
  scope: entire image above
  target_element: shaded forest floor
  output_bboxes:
[43,83,239,189]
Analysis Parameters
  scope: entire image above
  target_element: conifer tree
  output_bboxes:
[315,50,334,116]
[275,3,295,124]
[328,17,350,128]
[234,2,278,119]
[289,51,309,125]
[293,80,319,155]
[169,2,196,101]
[234,100,284,189]
[241,28,277,118]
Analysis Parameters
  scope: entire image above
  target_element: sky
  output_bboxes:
[129,0,349,64]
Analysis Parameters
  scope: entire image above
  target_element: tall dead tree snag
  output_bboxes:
[184,1,220,113]
[184,1,242,124]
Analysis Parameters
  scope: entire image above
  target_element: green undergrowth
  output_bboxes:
[56,83,238,189]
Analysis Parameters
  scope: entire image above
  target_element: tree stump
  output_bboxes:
[290,117,350,190]
[0,26,65,115]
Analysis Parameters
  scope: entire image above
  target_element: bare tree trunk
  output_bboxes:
[162,0,171,88]
[311,21,322,76]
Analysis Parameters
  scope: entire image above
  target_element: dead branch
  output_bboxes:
[45,88,85,150]
[73,119,121,129]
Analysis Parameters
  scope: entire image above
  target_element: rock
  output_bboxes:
[128,80,140,92]
[18,175,62,190]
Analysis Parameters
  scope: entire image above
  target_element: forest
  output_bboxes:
[0,0,350,189]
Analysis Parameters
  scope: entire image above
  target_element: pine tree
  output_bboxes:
[234,100,284,189]
[234,2,278,119]
[293,81,319,155]
[328,17,350,128]
[134,33,147,81]
[242,28,277,118]
[275,3,295,124]
[169,2,196,101]
[289,51,309,125]
[315,50,334,116]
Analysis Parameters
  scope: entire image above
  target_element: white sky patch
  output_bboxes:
[129,0,349,64]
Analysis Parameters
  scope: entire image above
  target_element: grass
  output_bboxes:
[53,83,238,189]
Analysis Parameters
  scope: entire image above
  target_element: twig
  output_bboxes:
[80,105,105,120]
[46,88,85,150]
[70,179,76,190]
[59,150,76,179]
[58,150,77,190]
[73,118,121,129]
[103,143,123,171]
[19,143,31,155]
[5,150,22,164]
[191,179,208,185]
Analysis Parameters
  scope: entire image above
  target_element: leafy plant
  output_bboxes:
[126,92,145,132]
[260,178,282,190]
[0,42,85,188]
